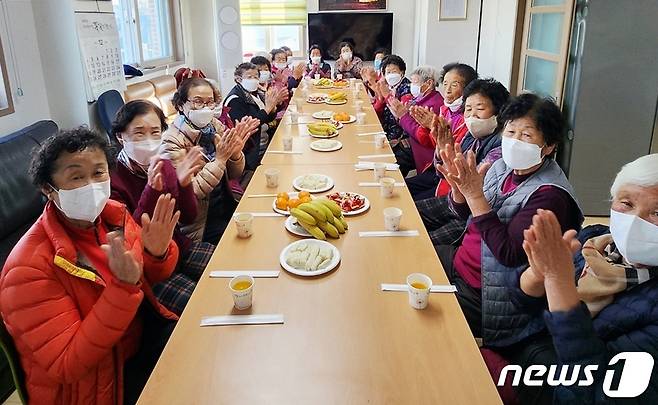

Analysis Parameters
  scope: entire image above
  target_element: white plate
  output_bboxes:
[272,192,298,216]
[292,174,335,193]
[284,216,312,237]
[324,192,370,216]
[325,99,348,105]
[312,111,334,120]
[332,115,356,124]
[306,93,327,104]
[308,130,339,139]
[310,139,343,152]
[279,239,341,277]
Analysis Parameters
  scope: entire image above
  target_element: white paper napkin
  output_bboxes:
[200,314,284,327]
[359,230,420,237]
[380,284,457,293]
[209,271,280,278]
[358,182,406,187]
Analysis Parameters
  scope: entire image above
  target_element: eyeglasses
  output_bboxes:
[443,81,464,89]
[187,99,217,110]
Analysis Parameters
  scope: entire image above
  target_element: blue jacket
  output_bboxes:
[507,225,658,404]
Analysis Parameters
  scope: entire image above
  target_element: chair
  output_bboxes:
[0,321,26,404]
[97,90,124,141]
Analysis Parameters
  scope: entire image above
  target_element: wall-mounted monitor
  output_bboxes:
[308,12,393,61]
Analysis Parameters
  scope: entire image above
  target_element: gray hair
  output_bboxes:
[610,153,658,197]
[411,65,439,84]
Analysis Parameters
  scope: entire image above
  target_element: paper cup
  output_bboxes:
[336,73,343,80]
[314,73,320,80]
[229,275,254,310]
[373,162,387,181]
[282,136,293,151]
[375,134,387,148]
[264,168,280,188]
[233,213,253,238]
[290,111,299,124]
[383,206,402,232]
[356,112,366,125]
[380,177,396,198]
[406,273,432,310]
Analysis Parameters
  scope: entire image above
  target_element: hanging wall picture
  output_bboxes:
[0,34,14,117]
[319,0,386,11]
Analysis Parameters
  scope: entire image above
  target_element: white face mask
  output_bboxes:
[186,107,214,128]
[342,52,352,61]
[410,83,423,98]
[51,180,111,223]
[259,70,271,83]
[385,73,402,87]
[241,78,260,93]
[123,139,161,166]
[311,56,321,64]
[610,210,658,266]
[465,115,498,139]
[444,96,463,112]
[274,62,287,70]
[501,136,544,170]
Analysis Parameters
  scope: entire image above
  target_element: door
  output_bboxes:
[516,0,575,103]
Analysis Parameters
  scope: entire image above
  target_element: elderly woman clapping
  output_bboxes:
[502,153,658,403]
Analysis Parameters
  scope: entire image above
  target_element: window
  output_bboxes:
[112,0,176,66]
[241,25,305,59]
[239,0,307,59]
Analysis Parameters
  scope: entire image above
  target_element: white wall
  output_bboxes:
[32,0,89,129]
[0,0,51,135]
[476,0,519,89]
[421,0,481,70]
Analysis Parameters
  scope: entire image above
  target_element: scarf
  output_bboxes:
[577,234,658,316]
[175,114,217,161]
[117,149,148,179]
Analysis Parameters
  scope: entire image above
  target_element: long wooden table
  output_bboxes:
[137,82,501,404]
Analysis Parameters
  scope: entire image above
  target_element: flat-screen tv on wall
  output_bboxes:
[308,12,393,61]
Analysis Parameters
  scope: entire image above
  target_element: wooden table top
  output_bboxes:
[137,82,501,405]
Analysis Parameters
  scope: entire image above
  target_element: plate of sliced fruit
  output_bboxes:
[280,239,340,276]
[325,191,370,216]
[306,93,327,104]
[312,110,334,120]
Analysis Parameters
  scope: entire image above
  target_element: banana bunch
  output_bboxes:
[290,198,348,240]
[316,78,333,87]
[308,122,337,136]
[328,91,347,101]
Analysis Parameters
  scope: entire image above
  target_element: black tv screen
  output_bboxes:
[308,12,393,61]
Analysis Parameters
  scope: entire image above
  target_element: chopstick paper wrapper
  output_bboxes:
[266,151,303,155]
[358,182,406,187]
[247,194,277,198]
[236,212,284,217]
[359,230,420,237]
[355,162,399,171]
[200,314,284,327]
[210,271,280,278]
[357,131,386,137]
[380,284,457,293]
[357,154,395,159]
